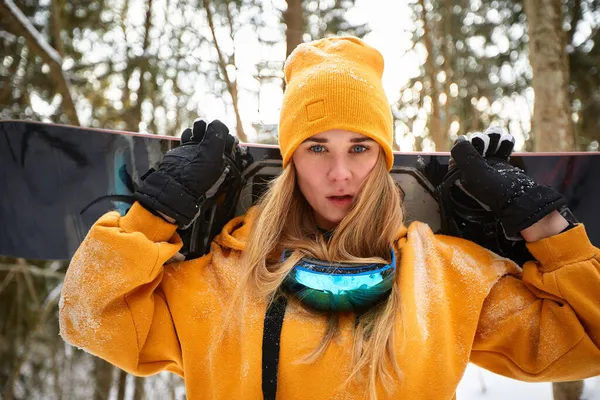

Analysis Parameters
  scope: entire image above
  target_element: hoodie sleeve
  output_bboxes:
[470,224,600,381]
[59,202,185,377]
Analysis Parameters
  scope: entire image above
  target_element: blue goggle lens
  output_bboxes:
[281,250,396,312]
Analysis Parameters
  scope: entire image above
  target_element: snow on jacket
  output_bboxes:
[59,202,600,399]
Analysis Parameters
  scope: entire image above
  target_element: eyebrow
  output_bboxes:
[303,137,375,143]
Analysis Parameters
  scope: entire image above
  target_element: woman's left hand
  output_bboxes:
[448,127,567,240]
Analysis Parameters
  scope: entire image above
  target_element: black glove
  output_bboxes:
[447,127,566,238]
[134,119,234,228]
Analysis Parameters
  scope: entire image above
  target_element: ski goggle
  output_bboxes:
[281,249,396,313]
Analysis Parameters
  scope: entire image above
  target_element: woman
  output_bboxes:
[59,36,600,400]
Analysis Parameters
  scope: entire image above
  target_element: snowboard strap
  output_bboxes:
[262,294,287,400]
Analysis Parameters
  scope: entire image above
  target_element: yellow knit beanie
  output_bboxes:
[278,36,394,170]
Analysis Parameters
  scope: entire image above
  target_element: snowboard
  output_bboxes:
[1,120,599,260]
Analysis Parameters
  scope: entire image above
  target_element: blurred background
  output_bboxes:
[1,0,600,399]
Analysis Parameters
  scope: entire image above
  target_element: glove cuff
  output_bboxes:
[134,172,204,228]
[500,185,567,237]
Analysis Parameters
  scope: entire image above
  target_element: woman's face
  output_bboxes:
[292,129,381,230]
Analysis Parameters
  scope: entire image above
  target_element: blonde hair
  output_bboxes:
[229,153,405,399]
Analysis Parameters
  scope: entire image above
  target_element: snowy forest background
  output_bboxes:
[1,0,600,399]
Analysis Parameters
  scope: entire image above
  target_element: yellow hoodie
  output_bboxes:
[59,202,600,399]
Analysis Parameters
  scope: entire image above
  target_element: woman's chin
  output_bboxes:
[315,209,349,230]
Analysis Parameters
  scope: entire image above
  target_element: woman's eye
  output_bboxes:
[309,145,326,154]
[351,145,368,154]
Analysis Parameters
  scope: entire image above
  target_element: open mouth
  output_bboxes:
[327,195,354,205]
[328,195,353,200]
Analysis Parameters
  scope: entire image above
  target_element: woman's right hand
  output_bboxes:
[134,119,234,228]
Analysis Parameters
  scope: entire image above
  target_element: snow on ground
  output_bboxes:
[457,364,600,399]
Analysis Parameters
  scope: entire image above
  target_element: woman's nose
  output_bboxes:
[327,156,352,182]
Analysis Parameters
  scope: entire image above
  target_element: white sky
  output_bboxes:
[348,0,417,101]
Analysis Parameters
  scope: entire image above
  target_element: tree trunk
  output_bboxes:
[133,376,145,400]
[526,5,583,397]
[169,3,186,137]
[525,0,574,151]
[115,369,127,400]
[119,0,134,130]
[552,380,584,400]
[441,0,453,149]
[93,357,113,400]
[283,0,305,59]
[420,0,443,150]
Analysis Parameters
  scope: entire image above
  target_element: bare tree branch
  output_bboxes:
[129,0,153,132]
[0,263,65,280]
[0,0,80,125]
[567,0,583,46]
[203,0,248,142]
[50,0,64,56]
[168,2,186,137]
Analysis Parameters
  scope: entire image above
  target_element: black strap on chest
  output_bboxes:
[262,294,288,400]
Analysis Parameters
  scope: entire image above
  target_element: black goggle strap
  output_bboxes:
[262,294,288,400]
